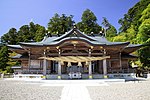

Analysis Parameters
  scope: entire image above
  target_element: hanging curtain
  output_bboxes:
[78,62,82,66]
[85,61,89,66]
[60,61,64,65]
[67,62,71,67]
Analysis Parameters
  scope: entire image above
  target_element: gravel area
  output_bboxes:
[87,79,150,100]
[1,79,150,100]
[0,80,63,100]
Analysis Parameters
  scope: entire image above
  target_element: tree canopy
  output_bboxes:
[48,13,74,35]
[1,22,46,45]
[116,0,150,68]
[77,9,102,34]
[0,46,9,71]
[102,17,117,41]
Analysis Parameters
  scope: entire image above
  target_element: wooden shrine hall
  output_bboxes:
[8,25,142,79]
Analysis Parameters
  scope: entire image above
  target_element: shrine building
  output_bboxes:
[8,26,142,79]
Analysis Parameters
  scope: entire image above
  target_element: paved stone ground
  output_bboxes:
[87,80,150,100]
[0,79,150,100]
[0,80,63,100]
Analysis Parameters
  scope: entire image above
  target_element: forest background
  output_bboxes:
[0,0,150,73]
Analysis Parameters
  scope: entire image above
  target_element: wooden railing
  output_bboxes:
[18,70,51,74]
[107,68,134,74]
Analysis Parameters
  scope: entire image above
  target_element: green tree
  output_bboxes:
[6,52,20,73]
[106,25,117,41]
[1,28,18,45]
[29,22,37,41]
[116,2,150,68]
[102,17,117,41]
[77,9,101,34]
[118,0,150,32]
[137,19,150,44]
[102,17,111,29]
[1,22,46,45]
[136,4,150,67]
[34,25,46,42]
[48,13,74,35]
[17,25,30,42]
[112,33,127,42]
[113,25,136,43]
[0,46,9,71]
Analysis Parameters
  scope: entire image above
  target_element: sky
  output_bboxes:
[0,0,140,36]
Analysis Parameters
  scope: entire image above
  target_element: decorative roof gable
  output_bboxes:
[53,27,96,42]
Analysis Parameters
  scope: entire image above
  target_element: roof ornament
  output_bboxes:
[73,24,77,29]
[47,31,52,37]
[99,28,105,37]
[56,32,60,37]
[45,28,51,37]
[90,32,94,36]
[41,33,49,42]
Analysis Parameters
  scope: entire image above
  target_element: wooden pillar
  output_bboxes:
[88,49,92,79]
[103,49,107,78]
[119,52,122,73]
[98,60,102,73]
[57,49,61,79]
[43,49,47,76]
[103,59,107,75]
[88,62,92,79]
[28,49,31,72]
[58,61,61,78]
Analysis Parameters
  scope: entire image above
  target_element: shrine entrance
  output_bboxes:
[39,56,110,79]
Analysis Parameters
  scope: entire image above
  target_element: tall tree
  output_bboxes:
[102,17,111,29]
[1,28,18,45]
[48,13,74,35]
[102,17,117,41]
[118,0,150,32]
[29,22,37,41]
[1,22,46,45]
[17,25,30,42]
[34,25,46,42]
[136,4,150,67]
[77,9,101,34]
[115,1,150,68]
[0,46,9,71]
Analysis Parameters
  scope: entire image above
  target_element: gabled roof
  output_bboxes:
[122,44,142,54]
[122,54,138,60]
[11,66,22,69]
[19,27,129,47]
[7,26,143,56]
[11,54,28,59]
[53,28,96,41]
[7,45,23,49]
